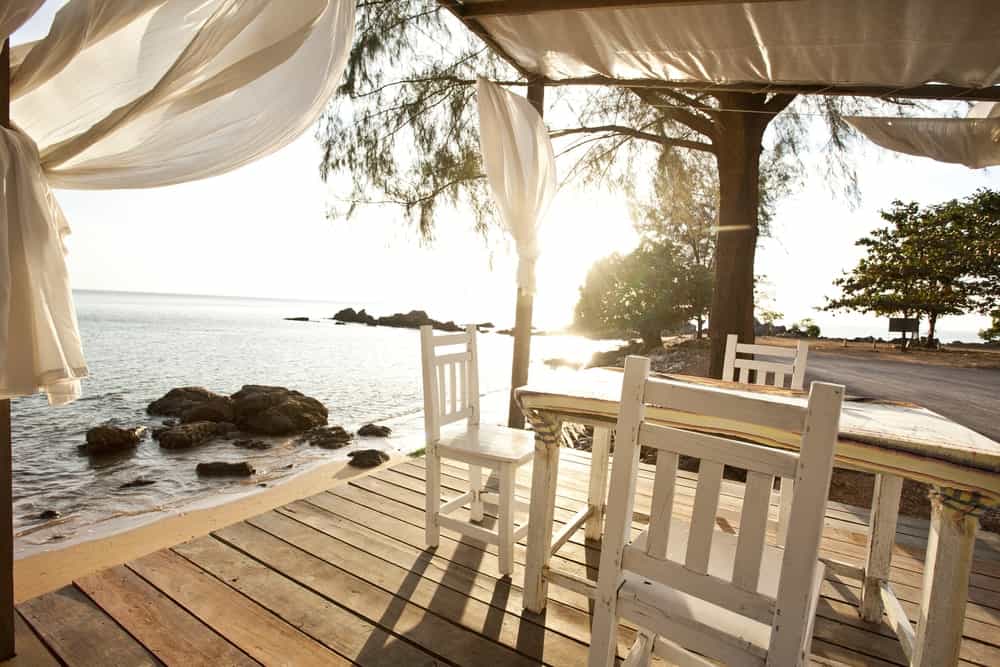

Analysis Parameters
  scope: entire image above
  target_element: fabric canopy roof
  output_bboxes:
[452,0,1000,99]
[1,0,355,404]
[847,103,1000,169]
[477,77,556,295]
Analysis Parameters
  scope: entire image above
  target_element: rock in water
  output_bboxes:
[83,425,147,455]
[347,449,390,468]
[158,422,221,449]
[181,397,235,424]
[118,478,156,489]
[196,461,255,477]
[358,423,392,438]
[37,510,60,520]
[302,426,353,449]
[284,316,310,322]
[231,385,328,435]
[148,387,225,417]
[233,439,271,450]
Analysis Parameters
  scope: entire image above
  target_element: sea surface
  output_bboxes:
[11,290,621,556]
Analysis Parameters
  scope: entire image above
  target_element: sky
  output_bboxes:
[12,3,998,340]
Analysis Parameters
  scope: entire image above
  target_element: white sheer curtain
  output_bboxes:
[476,77,556,295]
[847,103,1000,169]
[1,0,355,404]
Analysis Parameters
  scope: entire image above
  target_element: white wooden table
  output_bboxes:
[514,368,1000,667]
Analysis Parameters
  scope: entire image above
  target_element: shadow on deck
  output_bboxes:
[7,448,1000,666]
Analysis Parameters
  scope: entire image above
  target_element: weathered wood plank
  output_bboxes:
[210,519,549,667]
[75,565,258,667]
[171,535,439,667]
[19,586,161,667]
[128,549,345,666]
[249,509,598,664]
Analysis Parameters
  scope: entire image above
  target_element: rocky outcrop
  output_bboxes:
[333,306,464,332]
[376,310,462,332]
[358,423,391,438]
[231,385,328,435]
[333,307,377,326]
[348,449,390,468]
[302,425,352,449]
[196,461,255,477]
[148,387,225,417]
[181,397,235,424]
[157,421,222,449]
[82,425,147,456]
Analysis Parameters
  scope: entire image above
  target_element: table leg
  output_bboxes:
[912,487,983,667]
[585,425,612,542]
[860,473,903,622]
[522,410,562,613]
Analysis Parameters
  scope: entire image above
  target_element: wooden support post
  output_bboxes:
[584,426,611,541]
[522,410,560,612]
[0,38,15,661]
[506,80,544,430]
[860,473,903,622]
[912,488,979,667]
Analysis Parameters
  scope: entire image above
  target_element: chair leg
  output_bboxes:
[622,634,653,667]
[425,445,440,548]
[588,592,621,667]
[469,464,484,522]
[498,462,515,577]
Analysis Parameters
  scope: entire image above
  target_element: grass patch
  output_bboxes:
[408,447,426,458]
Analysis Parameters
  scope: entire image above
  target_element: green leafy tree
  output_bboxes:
[824,190,1000,342]
[320,2,911,375]
[630,149,717,338]
[574,243,699,349]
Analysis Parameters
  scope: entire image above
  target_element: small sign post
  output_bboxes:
[889,317,920,351]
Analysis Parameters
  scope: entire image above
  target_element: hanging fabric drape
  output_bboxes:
[477,77,556,295]
[846,103,1000,169]
[1,0,355,404]
[471,0,1000,90]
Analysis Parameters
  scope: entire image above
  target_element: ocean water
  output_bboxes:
[11,290,619,556]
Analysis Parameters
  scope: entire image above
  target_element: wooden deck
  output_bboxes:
[7,448,1000,666]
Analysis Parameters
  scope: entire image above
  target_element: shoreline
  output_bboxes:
[13,452,403,603]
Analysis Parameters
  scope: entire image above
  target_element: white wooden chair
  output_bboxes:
[420,324,534,576]
[589,355,844,667]
[722,333,809,390]
[723,333,810,548]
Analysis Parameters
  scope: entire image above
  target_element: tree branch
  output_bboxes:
[551,124,716,154]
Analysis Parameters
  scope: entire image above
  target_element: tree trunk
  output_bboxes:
[708,94,769,377]
[696,316,704,339]
[927,312,938,346]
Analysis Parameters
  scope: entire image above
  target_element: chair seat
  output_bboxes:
[436,424,535,465]
[618,518,804,666]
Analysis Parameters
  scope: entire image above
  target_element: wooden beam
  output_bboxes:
[0,39,14,662]
[506,80,544,430]
[457,0,793,18]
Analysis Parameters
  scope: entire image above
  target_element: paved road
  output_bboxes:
[804,352,1000,442]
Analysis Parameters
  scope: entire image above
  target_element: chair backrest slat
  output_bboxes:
[637,423,800,479]
[640,376,807,435]
[420,325,480,443]
[600,355,843,664]
[645,451,678,558]
[685,459,724,574]
[723,333,810,391]
[732,470,774,592]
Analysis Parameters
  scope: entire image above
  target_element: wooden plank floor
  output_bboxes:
[8,448,1000,666]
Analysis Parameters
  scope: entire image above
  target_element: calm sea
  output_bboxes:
[11,290,618,556]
